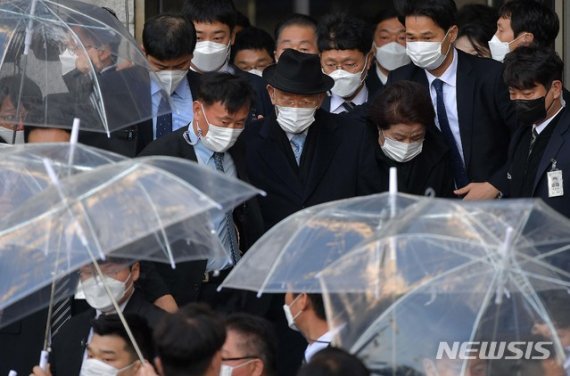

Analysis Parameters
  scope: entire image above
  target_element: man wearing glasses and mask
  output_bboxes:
[244,48,381,375]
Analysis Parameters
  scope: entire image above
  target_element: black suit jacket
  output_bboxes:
[387,49,516,183]
[0,310,47,376]
[50,290,165,376]
[138,127,265,306]
[244,109,383,230]
[365,65,385,96]
[498,91,570,218]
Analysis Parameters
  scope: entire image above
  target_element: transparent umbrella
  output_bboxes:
[0,155,264,325]
[0,141,125,212]
[317,198,570,375]
[0,0,170,140]
[220,190,424,295]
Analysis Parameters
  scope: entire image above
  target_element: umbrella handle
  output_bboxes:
[39,350,49,370]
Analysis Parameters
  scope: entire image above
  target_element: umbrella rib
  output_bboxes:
[508,268,567,364]
[348,258,485,353]
[516,251,570,279]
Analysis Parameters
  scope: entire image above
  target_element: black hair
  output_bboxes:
[0,75,43,128]
[395,0,457,32]
[274,13,318,42]
[292,293,327,321]
[234,10,251,29]
[225,313,277,376]
[196,72,254,114]
[457,4,497,57]
[317,13,373,55]
[372,7,400,26]
[182,0,237,31]
[154,303,226,376]
[499,0,559,48]
[91,313,155,362]
[231,27,275,62]
[297,347,370,376]
[457,23,494,57]
[370,80,435,130]
[143,14,196,61]
[503,46,563,91]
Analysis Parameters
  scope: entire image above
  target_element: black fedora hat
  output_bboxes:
[263,49,334,95]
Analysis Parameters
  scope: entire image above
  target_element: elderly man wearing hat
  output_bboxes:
[243,48,382,374]
[245,48,382,230]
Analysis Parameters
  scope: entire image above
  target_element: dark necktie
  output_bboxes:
[341,101,356,113]
[432,79,469,188]
[155,96,172,139]
[213,152,241,265]
[528,127,539,157]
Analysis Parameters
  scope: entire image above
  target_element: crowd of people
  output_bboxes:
[1,0,569,375]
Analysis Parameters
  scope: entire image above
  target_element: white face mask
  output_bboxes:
[59,48,77,76]
[80,358,135,376]
[0,127,24,144]
[275,105,317,134]
[327,56,368,98]
[155,70,187,95]
[197,104,243,153]
[488,34,519,62]
[283,294,302,332]
[381,134,424,162]
[406,30,451,70]
[81,273,130,313]
[247,68,263,77]
[192,41,230,73]
[375,42,411,71]
[219,360,255,376]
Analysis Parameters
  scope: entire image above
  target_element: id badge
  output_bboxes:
[547,160,563,197]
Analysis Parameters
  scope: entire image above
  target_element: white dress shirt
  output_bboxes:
[329,85,369,114]
[425,48,464,163]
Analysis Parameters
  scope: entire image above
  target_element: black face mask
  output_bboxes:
[512,96,546,126]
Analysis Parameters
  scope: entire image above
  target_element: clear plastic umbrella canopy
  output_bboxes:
[220,192,424,295]
[0,0,170,136]
[0,142,125,213]
[317,198,570,375]
[0,156,264,327]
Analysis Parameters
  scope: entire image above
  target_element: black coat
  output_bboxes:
[365,65,385,97]
[493,91,570,218]
[0,310,47,376]
[244,109,383,230]
[387,49,516,183]
[376,126,455,197]
[138,127,265,307]
[50,290,165,376]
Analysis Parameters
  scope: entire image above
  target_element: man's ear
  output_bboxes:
[131,261,140,282]
[251,358,264,376]
[267,85,275,104]
[448,25,459,44]
[551,80,563,100]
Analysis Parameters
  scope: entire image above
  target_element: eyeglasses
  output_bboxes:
[322,58,366,74]
[0,112,27,124]
[272,92,321,108]
[222,356,258,362]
